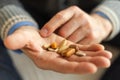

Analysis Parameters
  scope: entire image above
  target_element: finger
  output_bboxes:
[85,50,112,59]
[78,36,100,45]
[4,31,29,50]
[33,51,97,74]
[48,57,97,74]
[67,26,88,43]
[58,15,84,38]
[90,56,111,68]
[73,50,112,59]
[76,44,105,51]
[67,56,111,68]
[40,7,76,37]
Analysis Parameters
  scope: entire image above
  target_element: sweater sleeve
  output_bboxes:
[0,0,38,40]
[93,0,120,40]
[92,0,120,47]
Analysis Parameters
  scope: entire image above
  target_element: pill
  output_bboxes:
[61,48,76,57]
[47,48,58,52]
[57,45,69,54]
[69,44,79,51]
[50,42,58,49]
[42,44,50,49]
[58,39,67,49]
[75,51,86,57]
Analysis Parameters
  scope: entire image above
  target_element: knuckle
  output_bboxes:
[56,12,66,20]
[85,19,92,26]
[70,5,80,11]
[58,29,67,38]
[44,24,49,28]
[89,33,96,40]
[44,24,52,31]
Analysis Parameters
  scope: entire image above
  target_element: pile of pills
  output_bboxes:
[42,39,86,57]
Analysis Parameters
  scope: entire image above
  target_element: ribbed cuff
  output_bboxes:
[0,5,38,40]
[93,11,111,22]
[8,21,38,36]
[92,5,120,41]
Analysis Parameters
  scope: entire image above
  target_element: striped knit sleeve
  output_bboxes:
[0,0,38,40]
[92,0,120,41]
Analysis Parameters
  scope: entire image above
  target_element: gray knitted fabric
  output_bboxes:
[0,5,38,40]
[93,0,120,40]
[0,0,38,40]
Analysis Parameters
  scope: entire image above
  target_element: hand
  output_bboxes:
[4,26,112,74]
[40,6,112,45]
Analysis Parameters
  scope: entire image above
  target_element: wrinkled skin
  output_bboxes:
[4,26,112,74]
[40,6,112,45]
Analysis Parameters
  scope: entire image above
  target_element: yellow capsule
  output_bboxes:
[61,48,76,57]
[57,45,69,54]
[58,39,67,49]
[50,42,58,49]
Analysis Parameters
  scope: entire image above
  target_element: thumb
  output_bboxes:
[4,32,29,50]
[39,27,50,37]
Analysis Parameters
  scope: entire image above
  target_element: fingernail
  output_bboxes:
[40,28,48,37]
